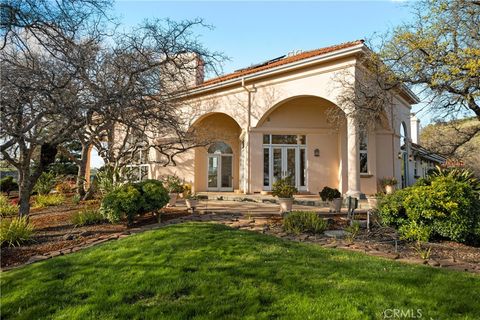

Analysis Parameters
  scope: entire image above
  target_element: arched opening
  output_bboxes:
[255,96,345,193]
[191,113,241,192]
[400,121,409,188]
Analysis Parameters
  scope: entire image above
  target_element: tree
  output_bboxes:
[1,0,223,216]
[420,118,480,177]
[380,0,480,121]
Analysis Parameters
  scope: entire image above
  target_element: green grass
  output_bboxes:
[2,223,479,319]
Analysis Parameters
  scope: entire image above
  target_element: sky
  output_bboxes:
[91,0,416,168]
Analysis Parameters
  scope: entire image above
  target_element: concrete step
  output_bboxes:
[196,192,372,209]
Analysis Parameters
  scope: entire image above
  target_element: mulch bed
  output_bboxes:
[1,196,190,269]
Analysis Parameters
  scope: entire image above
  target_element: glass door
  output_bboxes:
[208,155,219,189]
[208,154,233,191]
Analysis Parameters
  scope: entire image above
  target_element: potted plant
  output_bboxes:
[185,192,199,211]
[164,175,184,206]
[380,177,398,194]
[366,192,384,209]
[319,186,342,213]
[271,177,297,214]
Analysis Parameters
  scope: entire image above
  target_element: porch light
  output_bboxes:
[397,152,402,159]
[409,155,414,162]
[314,149,320,157]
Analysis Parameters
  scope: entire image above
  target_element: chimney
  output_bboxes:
[410,113,420,144]
[195,54,205,85]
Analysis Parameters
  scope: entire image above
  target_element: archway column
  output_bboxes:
[345,115,362,198]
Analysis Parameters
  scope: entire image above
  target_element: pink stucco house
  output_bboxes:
[139,40,443,197]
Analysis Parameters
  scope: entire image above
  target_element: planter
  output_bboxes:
[278,198,293,213]
[168,193,178,207]
[329,198,342,213]
[185,199,198,210]
[385,185,396,195]
[367,197,379,209]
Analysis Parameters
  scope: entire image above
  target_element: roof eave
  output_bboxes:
[181,43,366,97]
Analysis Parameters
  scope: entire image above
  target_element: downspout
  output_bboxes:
[241,77,256,194]
[390,105,396,182]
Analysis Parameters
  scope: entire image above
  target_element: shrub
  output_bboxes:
[33,171,57,195]
[72,194,81,205]
[319,186,341,201]
[72,208,105,226]
[0,194,18,217]
[34,194,65,208]
[164,175,184,194]
[0,216,33,247]
[378,175,480,244]
[380,176,398,187]
[0,176,18,196]
[272,177,297,199]
[100,179,168,225]
[55,181,74,194]
[283,211,328,235]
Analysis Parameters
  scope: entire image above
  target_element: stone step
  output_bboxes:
[197,193,372,209]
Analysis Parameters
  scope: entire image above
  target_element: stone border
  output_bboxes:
[2,213,479,274]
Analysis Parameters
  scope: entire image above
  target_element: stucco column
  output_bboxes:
[346,115,362,198]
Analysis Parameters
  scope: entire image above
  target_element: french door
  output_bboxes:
[207,154,233,191]
[264,146,306,191]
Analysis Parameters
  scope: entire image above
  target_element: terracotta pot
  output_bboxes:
[367,197,379,209]
[329,198,342,213]
[168,193,178,207]
[278,198,293,213]
[185,199,198,210]
[385,185,396,195]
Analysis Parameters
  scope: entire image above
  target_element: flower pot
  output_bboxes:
[185,199,198,210]
[168,193,178,207]
[367,197,379,209]
[278,198,293,213]
[385,185,396,195]
[329,198,342,213]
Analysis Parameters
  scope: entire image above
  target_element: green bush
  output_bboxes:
[164,175,184,193]
[72,208,105,226]
[378,175,480,244]
[283,211,328,235]
[0,216,33,247]
[319,186,341,201]
[33,171,57,195]
[100,179,168,225]
[34,194,65,208]
[0,176,18,196]
[272,177,297,199]
[0,194,18,217]
[72,194,81,205]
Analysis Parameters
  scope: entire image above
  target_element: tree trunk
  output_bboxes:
[76,142,90,198]
[17,165,32,218]
[17,143,59,217]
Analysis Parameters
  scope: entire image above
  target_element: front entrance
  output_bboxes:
[207,142,234,191]
[263,134,307,191]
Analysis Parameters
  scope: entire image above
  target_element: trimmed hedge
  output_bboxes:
[100,179,169,225]
[378,174,480,244]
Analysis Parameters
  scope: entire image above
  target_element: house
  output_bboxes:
[132,40,444,196]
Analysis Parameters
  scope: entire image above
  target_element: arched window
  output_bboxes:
[208,142,233,154]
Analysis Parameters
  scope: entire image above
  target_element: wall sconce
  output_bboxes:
[314,149,320,157]
[409,155,414,162]
[397,152,402,159]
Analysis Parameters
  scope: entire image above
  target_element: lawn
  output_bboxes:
[2,223,479,320]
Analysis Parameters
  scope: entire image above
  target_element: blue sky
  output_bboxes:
[92,0,415,168]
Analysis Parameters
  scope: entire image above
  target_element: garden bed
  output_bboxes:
[1,195,190,268]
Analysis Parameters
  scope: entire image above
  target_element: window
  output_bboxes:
[263,134,306,145]
[359,131,368,174]
[125,132,149,182]
[208,142,233,154]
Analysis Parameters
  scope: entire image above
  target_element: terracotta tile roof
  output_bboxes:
[196,40,364,88]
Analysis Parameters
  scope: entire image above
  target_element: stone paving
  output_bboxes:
[4,201,479,274]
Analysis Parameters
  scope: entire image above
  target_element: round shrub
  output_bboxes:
[100,179,168,225]
[378,175,480,244]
